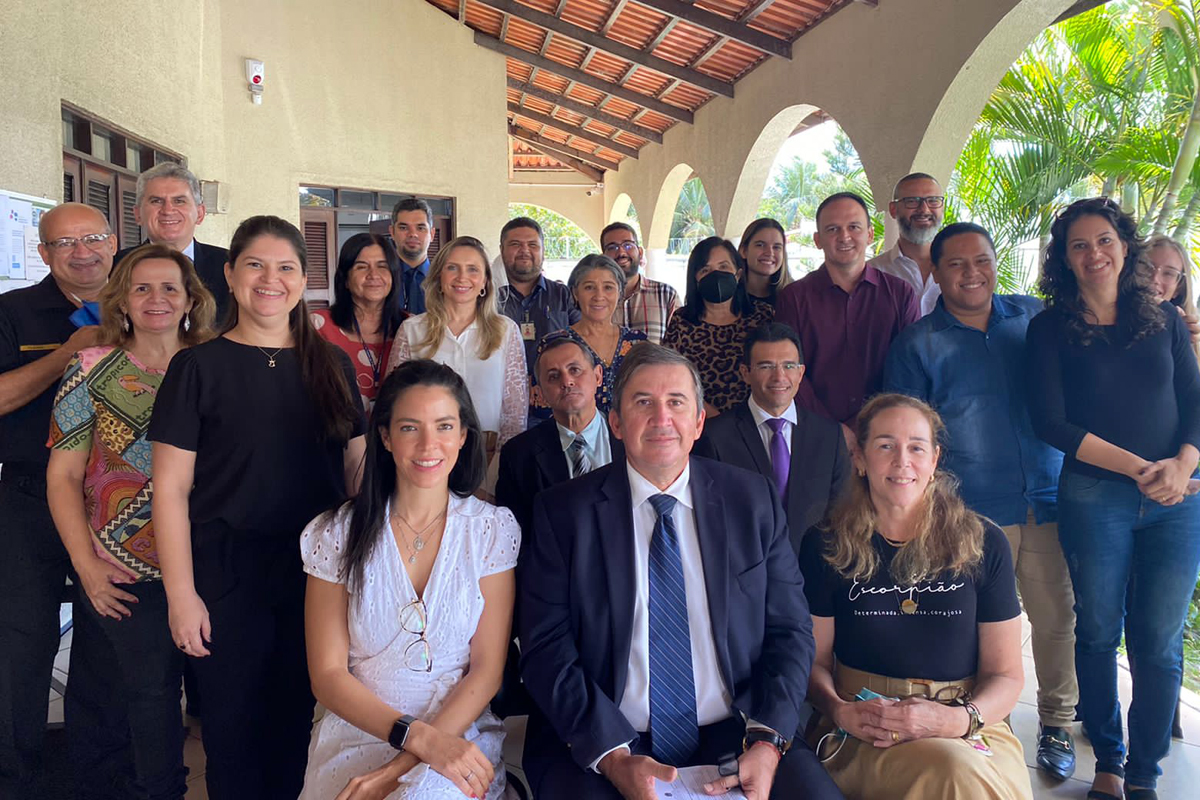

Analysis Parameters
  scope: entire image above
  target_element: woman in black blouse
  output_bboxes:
[150,216,366,800]
[1026,198,1200,800]
[800,393,1030,800]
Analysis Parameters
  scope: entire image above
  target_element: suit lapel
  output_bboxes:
[734,402,773,474]
[787,404,809,513]
[690,459,733,688]
[597,466,637,700]
[532,422,570,486]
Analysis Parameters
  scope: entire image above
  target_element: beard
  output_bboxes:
[898,216,939,245]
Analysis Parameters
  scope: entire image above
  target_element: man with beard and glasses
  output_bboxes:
[601,222,679,345]
[496,217,580,424]
[867,173,946,315]
[390,198,434,314]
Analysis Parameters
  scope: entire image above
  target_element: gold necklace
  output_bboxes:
[255,346,283,368]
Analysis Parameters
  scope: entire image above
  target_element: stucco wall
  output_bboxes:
[0,0,508,250]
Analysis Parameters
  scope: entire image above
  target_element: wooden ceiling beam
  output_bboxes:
[601,0,632,35]
[476,31,694,123]
[507,77,663,143]
[631,0,791,58]
[509,126,611,179]
[508,100,641,159]
[473,0,733,97]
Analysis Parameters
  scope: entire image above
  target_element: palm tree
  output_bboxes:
[669,177,714,252]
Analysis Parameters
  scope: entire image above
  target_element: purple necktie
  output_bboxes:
[765,418,790,504]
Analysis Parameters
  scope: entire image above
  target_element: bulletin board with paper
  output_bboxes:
[0,189,57,294]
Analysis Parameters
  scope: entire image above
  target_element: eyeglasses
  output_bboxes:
[43,234,112,251]
[602,241,639,254]
[400,599,432,672]
[896,196,945,210]
[752,362,803,374]
[1141,263,1184,285]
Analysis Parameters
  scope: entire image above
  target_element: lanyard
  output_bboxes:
[352,314,382,387]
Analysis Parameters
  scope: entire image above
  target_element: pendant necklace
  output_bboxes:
[393,507,446,565]
[256,346,283,368]
[880,533,918,614]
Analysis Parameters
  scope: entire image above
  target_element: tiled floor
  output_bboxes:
[47,616,1200,799]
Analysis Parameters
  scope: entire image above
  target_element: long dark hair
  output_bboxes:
[1038,197,1164,346]
[737,217,792,301]
[340,360,487,595]
[226,216,360,442]
[329,233,406,339]
[680,236,751,324]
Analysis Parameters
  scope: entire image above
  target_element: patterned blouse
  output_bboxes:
[534,325,647,415]
[48,346,165,581]
[662,302,775,414]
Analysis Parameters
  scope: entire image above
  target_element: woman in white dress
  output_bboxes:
[299,358,520,800]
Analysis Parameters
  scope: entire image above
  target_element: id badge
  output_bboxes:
[521,322,537,341]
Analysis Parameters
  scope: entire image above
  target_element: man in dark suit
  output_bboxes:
[115,163,230,322]
[697,322,849,553]
[519,343,842,800]
[496,332,621,535]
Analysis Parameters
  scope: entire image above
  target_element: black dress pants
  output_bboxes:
[0,473,71,797]
[529,716,844,800]
[70,580,186,800]
[190,527,315,800]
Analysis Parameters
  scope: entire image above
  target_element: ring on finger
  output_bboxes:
[891,730,900,743]
[465,770,474,780]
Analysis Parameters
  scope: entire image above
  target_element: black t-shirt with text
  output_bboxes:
[799,520,1019,681]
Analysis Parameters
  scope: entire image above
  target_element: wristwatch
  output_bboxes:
[743,728,790,757]
[388,714,417,751]
[960,702,985,739]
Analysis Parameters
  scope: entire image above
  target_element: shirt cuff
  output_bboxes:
[589,742,632,774]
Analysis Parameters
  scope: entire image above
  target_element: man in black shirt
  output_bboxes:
[0,203,113,795]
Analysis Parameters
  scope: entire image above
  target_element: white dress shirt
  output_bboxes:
[746,396,797,458]
[388,314,529,445]
[620,462,732,731]
[182,239,196,262]
[555,408,612,477]
[867,243,941,315]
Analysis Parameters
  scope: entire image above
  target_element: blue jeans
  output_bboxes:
[1057,471,1200,789]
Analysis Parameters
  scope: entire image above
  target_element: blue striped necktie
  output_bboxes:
[646,493,699,765]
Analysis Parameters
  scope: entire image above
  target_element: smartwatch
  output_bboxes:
[743,728,790,758]
[388,714,417,751]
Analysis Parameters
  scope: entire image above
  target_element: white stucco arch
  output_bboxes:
[725,103,820,240]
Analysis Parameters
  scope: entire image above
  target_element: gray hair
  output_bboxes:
[611,342,704,416]
[568,254,626,298]
[135,163,202,206]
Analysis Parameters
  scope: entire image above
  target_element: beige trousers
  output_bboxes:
[1000,509,1079,728]
[811,666,1033,800]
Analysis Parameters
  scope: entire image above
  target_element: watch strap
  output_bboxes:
[743,728,790,757]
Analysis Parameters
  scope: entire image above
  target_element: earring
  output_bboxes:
[123,315,131,333]
[857,469,866,478]
[479,288,486,297]
[183,313,191,332]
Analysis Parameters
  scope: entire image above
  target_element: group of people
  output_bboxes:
[0,161,1197,800]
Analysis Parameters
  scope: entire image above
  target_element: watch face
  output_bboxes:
[389,717,411,750]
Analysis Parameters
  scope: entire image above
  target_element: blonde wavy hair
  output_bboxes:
[413,236,505,360]
[823,393,985,586]
[97,244,216,348]
[1143,235,1200,363]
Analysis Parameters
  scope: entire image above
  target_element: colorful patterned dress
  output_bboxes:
[48,345,164,580]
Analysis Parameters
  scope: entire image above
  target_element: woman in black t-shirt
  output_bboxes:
[800,394,1030,800]
[150,216,366,800]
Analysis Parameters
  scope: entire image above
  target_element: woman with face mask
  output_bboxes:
[662,236,774,416]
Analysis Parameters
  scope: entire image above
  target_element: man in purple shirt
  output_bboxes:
[776,192,919,436]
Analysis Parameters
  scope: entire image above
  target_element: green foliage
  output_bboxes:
[668,178,715,252]
[507,203,597,259]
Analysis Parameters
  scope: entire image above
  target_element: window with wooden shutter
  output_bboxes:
[117,174,140,249]
[300,207,336,306]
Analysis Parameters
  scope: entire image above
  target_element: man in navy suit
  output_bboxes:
[496,332,621,535]
[519,343,842,800]
[115,163,230,322]
[697,322,849,553]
